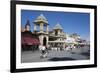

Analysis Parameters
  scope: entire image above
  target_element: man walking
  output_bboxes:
[39,44,47,58]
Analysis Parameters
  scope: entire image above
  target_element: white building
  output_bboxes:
[66,34,80,45]
[33,14,66,49]
[21,14,89,50]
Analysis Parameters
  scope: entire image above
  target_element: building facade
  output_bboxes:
[33,14,66,49]
[21,14,88,50]
[21,14,66,49]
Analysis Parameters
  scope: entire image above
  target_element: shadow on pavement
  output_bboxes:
[80,52,90,56]
[80,52,90,59]
[48,57,76,61]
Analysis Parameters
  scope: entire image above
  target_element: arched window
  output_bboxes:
[43,37,46,46]
[55,30,58,35]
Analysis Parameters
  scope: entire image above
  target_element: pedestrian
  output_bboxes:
[46,45,49,53]
[70,45,73,52]
[39,44,47,58]
[39,44,42,57]
[42,45,47,58]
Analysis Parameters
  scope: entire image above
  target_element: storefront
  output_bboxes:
[21,31,40,51]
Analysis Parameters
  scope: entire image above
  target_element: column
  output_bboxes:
[34,24,37,31]
[46,36,48,47]
[58,30,60,35]
[39,35,43,45]
[40,23,43,32]
[63,43,65,49]
[46,25,49,33]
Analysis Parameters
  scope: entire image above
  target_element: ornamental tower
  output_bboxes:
[25,20,30,31]
[53,22,62,35]
[33,14,49,33]
[33,14,49,46]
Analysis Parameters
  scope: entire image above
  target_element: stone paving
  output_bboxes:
[21,47,90,63]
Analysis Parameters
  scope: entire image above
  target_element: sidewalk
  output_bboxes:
[21,48,90,63]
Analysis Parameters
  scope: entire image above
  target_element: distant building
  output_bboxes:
[66,34,76,44]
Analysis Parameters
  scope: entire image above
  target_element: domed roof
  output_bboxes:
[34,14,48,24]
[26,20,30,25]
[37,14,47,20]
[25,19,30,28]
[53,22,62,30]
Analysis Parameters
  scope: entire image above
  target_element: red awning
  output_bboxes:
[21,38,26,45]
[21,37,40,45]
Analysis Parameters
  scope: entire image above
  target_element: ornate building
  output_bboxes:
[48,22,66,48]
[33,14,66,49]
[21,14,89,51]
[21,20,40,51]
[33,14,49,46]
[21,14,67,49]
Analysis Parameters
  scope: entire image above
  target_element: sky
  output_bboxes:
[21,10,90,40]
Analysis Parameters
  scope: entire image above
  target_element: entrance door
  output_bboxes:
[43,37,46,46]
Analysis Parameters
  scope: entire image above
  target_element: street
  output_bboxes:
[21,47,90,63]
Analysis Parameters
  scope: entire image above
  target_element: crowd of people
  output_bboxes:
[38,44,90,58]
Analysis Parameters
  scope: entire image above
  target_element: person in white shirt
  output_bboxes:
[39,44,47,58]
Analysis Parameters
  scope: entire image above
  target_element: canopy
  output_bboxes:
[21,37,40,45]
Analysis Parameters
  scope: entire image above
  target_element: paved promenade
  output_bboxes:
[21,47,90,63]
